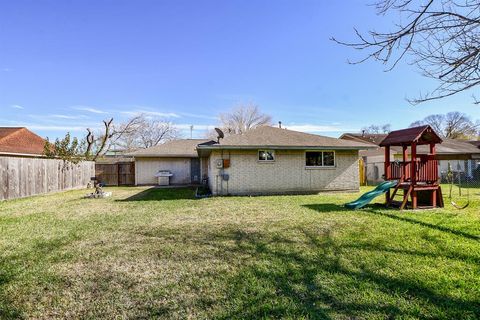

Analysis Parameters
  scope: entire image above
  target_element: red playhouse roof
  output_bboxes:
[379,125,443,147]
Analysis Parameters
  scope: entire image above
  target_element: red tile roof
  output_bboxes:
[0,127,46,156]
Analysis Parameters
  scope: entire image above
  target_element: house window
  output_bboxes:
[305,151,335,167]
[258,150,275,162]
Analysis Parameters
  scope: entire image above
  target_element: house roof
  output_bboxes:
[379,125,443,147]
[468,141,480,148]
[358,138,480,160]
[339,133,388,145]
[392,139,480,155]
[128,139,215,158]
[0,127,46,156]
[198,126,376,150]
[341,130,479,156]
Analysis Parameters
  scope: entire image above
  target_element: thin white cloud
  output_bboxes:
[121,110,180,118]
[51,114,88,120]
[72,106,107,114]
[178,112,218,120]
[28,114,88,122]
[26,125,87,131]
[175,124,216,130]
[2,118,102,133]
[285,124,358,133]
[176,123,357,134]
[11,104,24,109]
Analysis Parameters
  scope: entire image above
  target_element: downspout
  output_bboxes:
[220,150,224,195]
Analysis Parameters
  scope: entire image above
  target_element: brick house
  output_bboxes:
[197,126,374,195]
[130,126,374,195]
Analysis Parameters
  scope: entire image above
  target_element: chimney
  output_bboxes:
[278,121,282,129]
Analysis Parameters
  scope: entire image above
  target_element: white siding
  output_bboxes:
[135,158,191,185]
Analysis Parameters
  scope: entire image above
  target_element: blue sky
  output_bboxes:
[1,0,480,139]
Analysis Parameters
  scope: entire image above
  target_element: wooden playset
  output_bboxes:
[380,125,444,209]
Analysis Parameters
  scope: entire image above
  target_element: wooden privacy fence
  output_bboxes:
[0,157,95,201]
[95,162,135,186]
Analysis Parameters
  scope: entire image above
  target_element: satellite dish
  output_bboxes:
[214,128,224,143]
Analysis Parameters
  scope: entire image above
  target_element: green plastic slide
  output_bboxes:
[345,181,398,209]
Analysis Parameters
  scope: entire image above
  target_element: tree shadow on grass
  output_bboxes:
[303,203,480,242]
[215,228,479,319]
[340,242,480,265]
[117,187,197,201]
[0,235,78,319]
[234,230,474,319]
[301,203,349,213]
[363,209,480,241]
[139,224,479,319]
[301,202,388,214]
[0,269,22,319]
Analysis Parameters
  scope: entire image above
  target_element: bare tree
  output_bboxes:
[362,123,391,134]
[84,116,145,160]
[333,0,480,104]
[90,118,114,161]
[411,114,444,134]
[44,116,148,162]
[410,111,478,138]
[114,114,180,150]
[219,104,272,135]
[444,111,479,138]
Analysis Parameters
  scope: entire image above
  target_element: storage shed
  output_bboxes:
[128,139,215,186]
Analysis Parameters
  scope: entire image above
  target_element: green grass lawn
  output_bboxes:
[0,186,479,319]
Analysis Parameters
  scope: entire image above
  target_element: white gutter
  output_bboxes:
[196,145,377,150]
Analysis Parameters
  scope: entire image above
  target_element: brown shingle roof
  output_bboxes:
[129,139,215,157]
[340,133,388,145]
[0,127,46,156]
[380,125,443,146]
[468,141,480,148]
[392,139,480,155]
[199,126,375,150]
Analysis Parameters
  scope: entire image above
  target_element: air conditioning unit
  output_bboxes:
[216,159,223,168]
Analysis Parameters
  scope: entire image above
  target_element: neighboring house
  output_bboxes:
[340,132,480,184]
[96,148,134,165]
[197,126,374,195]
[469,141,480,149]
[103,148,134,159]
[129,139,215,185]
[0,127,46,157]
[340,132,388,147]
[339,133,388,164]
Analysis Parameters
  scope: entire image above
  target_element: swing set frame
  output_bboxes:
[447,163,470,210]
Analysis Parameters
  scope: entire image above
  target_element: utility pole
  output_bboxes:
[190,125,193,139]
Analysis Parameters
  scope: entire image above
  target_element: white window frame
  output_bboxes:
[305,150,336,168]
[258,150,275,162]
